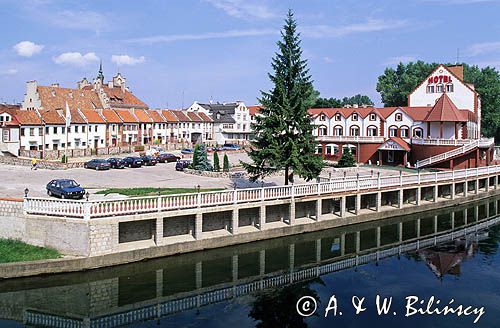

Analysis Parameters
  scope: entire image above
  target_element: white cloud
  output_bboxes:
[204,0,275,19]
[467,41,500,56]
[13,41,44,57]
[126,28,277,44]
[53,52,99,66]
[111,55,145,66]
[384,55,417,65]
[0,69,18,76]
[302,19,410,38]
[48,10,107,30]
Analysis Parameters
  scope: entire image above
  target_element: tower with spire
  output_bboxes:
[96,60,104,82]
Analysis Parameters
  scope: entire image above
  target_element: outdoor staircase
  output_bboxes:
[415,138,493,169]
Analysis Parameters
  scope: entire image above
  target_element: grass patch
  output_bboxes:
[95,187,225,197]
[0,239,61,263]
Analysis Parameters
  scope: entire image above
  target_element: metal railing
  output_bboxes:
[316,136,385,143]
[23,164,500,219]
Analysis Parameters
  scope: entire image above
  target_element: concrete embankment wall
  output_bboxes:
[0,189,498,279]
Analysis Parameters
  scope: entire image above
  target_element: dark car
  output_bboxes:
[181,148,193,154]
[107,158,125,169]
[46,179,86,199]
[156,153,181,163]
[222,143,241,150]
[123,157,143,168]
[84,159,111,170]
[141,155,157,166]
[175,159,192,171]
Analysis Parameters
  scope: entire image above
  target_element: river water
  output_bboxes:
[1,196,500,328]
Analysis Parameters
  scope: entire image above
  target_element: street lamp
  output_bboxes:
[24,188,29,198]
[197,185,201,193]
[85,192,90,201]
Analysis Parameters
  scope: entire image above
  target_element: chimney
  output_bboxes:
[447,65,464,81]
[51,83,60,88]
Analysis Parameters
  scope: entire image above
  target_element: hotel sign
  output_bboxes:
[428,75,452,84]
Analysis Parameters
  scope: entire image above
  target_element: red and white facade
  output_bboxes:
[311,65,494,169]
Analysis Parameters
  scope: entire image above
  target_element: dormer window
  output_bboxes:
[395,113,403,122]
[335,114,341,121]
[446,83,454,92]
[436,83,443,93]
[351,113,358,121]
[319,114,326,121]
[216,113,221,120]
[369,113,376,121]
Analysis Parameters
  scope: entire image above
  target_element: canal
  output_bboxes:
[1,196,500,327]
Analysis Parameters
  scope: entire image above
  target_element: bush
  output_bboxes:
[223,154,230,172]
[213,152,220,172]
[61,154,67,163]
[336,148,356,168]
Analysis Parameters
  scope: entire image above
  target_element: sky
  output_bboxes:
[1,0,500,108]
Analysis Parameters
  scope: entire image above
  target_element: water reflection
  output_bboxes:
[1,196,500,327]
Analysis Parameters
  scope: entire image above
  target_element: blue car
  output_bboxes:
[222,143,241,150]
[181,148,193,154]
[46,179,86,199]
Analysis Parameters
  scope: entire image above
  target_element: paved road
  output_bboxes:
[0,151,406,199]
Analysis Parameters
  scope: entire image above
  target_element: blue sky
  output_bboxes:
[1,0,500,108]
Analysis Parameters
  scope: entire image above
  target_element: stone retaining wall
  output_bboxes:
[184,167,285,179]
[0,156,83,169]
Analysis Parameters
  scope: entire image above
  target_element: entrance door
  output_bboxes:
[387,150,394,163]
[94,139,99,149]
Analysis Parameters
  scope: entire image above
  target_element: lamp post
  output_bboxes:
[24,188,29,198]
[85,191,90,201]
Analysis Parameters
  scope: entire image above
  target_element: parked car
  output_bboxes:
[84,159,111,170]
[156,153,181,163]
[46,179,86,199]
[175,159,192,171]
[141,155,157,166]
[107,158,125,169]
[222,143,241,150]
[122,156,144,168]
[181,148,194,154]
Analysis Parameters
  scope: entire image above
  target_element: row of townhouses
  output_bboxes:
[0,66,255,158]
[310,64,494,169]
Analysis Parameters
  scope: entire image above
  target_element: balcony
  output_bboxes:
[411,138,494,147]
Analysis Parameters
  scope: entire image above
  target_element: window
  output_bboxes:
[395,113,402,121]
[334,126,343,136]
[367,126,378,137]
[369,114,376,121]
[413,128,423,138]
[53,127,57,134]
[67,127,71,133]
[62,127,65,134]
[21,128,25,136]
[350,126,360,136]
[351,113,358,121]
[319,114,326,121]
[446,84,454,92]
[387,150,395,163]
[82,126,86,133]
[400,127,409,138]
[39,128,42,136]
[30,128,35,136]
[427,85,435,93]
[75,126,79,133]
[3,130,9,142]
[436,83,443,93]
[319,126,328,136]
[389,126,398,137]
[335,114,341,121]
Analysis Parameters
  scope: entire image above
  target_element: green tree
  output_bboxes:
[191,144,212,171]
[337,148,356,167]
[190,144,200,169]
[213,151,220,172]
[223,154,230,172]
[243,10,323,185]
[312,94,374,108]
[376,61,500,138]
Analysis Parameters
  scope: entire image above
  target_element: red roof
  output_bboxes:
[197,112,213,122]
[424,94,468,122]
[186,111,203,122]
[102,85,148,109]
[114,109,138,123]
[308,106,434,122]
[39,110,65,125]
[38,86,102,112]
[248,105,262,116]
[80,109,106,124]
[101,109,122,123]
[14,110,42,125]
[171,110,190,122]
[161,110,179,122]
[147,110,166,123]
[133,109,153,123]
[378,137,411,152]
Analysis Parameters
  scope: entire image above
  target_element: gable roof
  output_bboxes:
[378,137,411,152]
[247,105,262,116]
[197,112,213,122]
[39,109,65,125]
[101,85,148,109]
[14,110,43,125]
[186,111,203,122]
[80,109,106,124]
[133,109,153,123]
[114,109,138,123]
[423,93,468,122]
[147,110,166,123]
[309,106,433,122]
[101,109,122,123]
[37,86,102,112]
[161,110,179,123]
[171,110,190,122]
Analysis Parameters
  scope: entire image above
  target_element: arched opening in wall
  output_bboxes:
[318,125,328,136]
[326,144,339,157]
[333,125,343,136]
[389,125,398,138]
[395,113,403,122]
[334,113,342,121]
[350,125,360,136]
[400,126,410,138]
[367,125,378,137]
[412,127,424,138]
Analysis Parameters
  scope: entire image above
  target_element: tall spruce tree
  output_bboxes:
[243,10,323,185]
